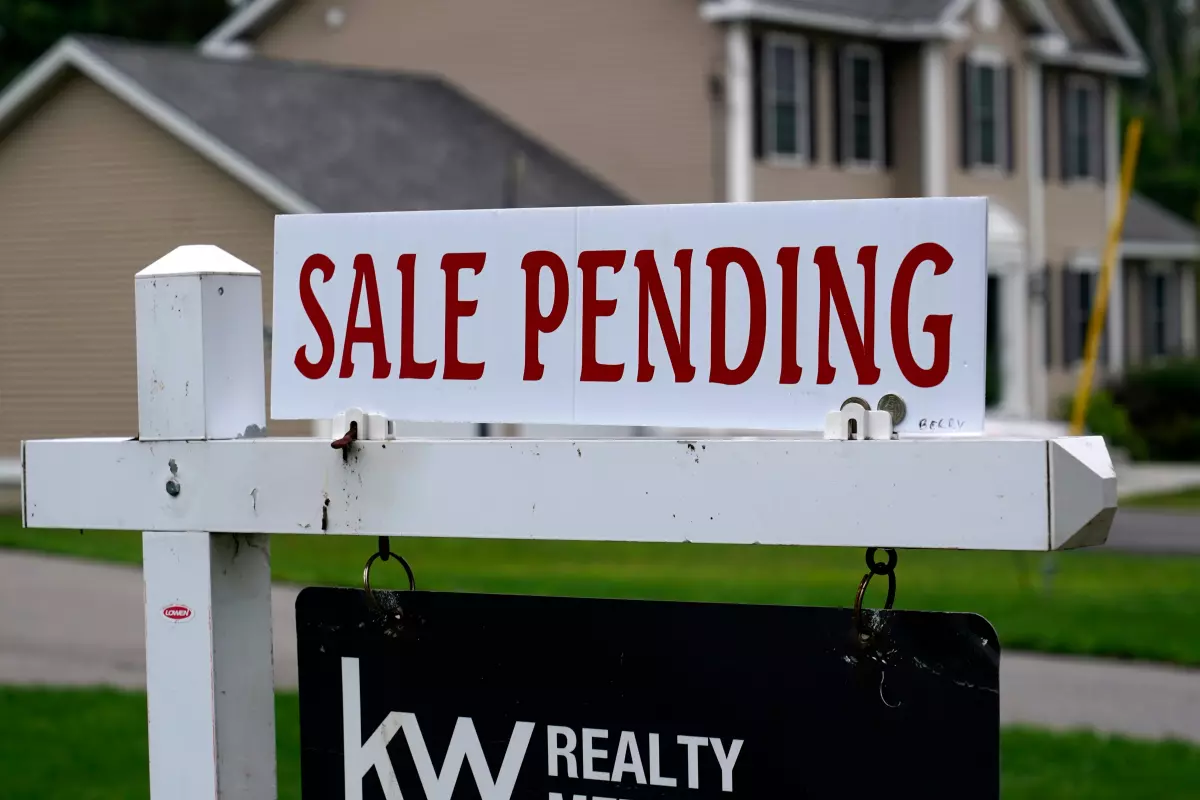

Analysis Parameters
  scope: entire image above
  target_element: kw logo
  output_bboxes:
[342,657,534,800]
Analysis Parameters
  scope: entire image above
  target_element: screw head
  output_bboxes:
[877,394,907,426]
[165,479,181,497]
[841,396,871,411]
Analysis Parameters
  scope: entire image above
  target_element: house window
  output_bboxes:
[762,35,810,159]
[841,45,883,166]
[1142,264,1181,359]
[964,53,1008,169]
[1064,75,1102,180]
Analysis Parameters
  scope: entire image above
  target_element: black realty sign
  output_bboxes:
[296,589,999,799]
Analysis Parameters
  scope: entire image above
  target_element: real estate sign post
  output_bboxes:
[20,197,1116,799]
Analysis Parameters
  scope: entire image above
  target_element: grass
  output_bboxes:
[4,518,1200,666]
[1,688,1199,799]
[1123,486,1200,510]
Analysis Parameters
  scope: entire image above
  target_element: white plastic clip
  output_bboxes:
[824,401,895,441]
[328,408,392,441]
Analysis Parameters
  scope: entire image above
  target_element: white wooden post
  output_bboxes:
[135,246,276,799]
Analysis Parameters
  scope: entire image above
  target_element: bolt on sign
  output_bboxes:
[297,589,999,799]
[271,198,987,432]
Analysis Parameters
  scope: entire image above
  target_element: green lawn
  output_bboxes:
[1,687,1197,799]
[1123,487,1200,510]
[4,518,1200,665]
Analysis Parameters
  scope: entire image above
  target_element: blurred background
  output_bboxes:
[0,0,1198,797]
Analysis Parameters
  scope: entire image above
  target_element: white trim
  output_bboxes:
[0,38,317,215]
[1089,0,1147,67]
[920,42,948,196]
[701,0,952,40]
[1027,59,1048,418]
[1104,77,1124,373]
[725,21,754,202]
[1182,267,1198,356]
[199,0,288,54]
[1120,241,1200,260]
[761,32,811,162]
[1030,40,1147,77]
[839,42,886,170]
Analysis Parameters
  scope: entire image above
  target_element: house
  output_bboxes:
[0,0,1197,474]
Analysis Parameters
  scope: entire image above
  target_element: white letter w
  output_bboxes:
[343,657,535,800]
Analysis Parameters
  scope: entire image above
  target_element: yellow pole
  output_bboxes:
[1069,117,1144,436]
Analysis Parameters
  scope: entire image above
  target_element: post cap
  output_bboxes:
[136,245,260,278]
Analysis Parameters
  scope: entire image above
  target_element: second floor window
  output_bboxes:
[1063,75,1102,180]
[961,53,1010,170]
[762,34,810,159]
[841,45,884,166]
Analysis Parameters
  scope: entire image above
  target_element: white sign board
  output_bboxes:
[271,198,987,433]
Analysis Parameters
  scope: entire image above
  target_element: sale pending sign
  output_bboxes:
[271,197,987,433]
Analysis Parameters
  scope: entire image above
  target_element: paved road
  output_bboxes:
[2,551,1199,742]
[1105,509,1200,554]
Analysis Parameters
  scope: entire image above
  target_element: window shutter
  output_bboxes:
[1042,71,1051,178]
[832,46,843,165]
[809,43,819,163]
[959,57,971,169]
[1167,266,1184,355]
[1005,64,1016,174]
[1141,270,1157,360]
[1044,268,1055,367]
[1097,83,1107,182]
[1095,275,1110,365]
[753,35,764,160]
[1060,74,1071,182]
[883,48,894,169]
[1063,269,1081,365]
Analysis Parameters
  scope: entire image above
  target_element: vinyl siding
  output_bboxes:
[256,0,723,205]
[0,74,306,462]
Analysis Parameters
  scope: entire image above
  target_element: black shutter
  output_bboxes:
[959,57,971,169]
[753,35,764,160]
[883,47,894,169]
[1063,268,1081,365]
[1141,269,1156,360]
[1042,71,1050,178]
[1045,267,1057,367]
[1097,83,1107,182]
[832,45,843,165]
[1094,273,1110,365]
[1005,64,1016,174]
[809,43,819,163]
[1167,265,1184,355]
[1060,73,1071,182]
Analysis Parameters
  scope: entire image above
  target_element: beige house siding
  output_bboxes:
[944,2,1030,224]
[256,0,723,206]
[0,74,304,462]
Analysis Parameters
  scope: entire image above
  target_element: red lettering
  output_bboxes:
[396,254,436,379]
[339,254,392,379]
[441,252,486,380]
[636,249,695,383]
[521,251,570,381]
[708,247,766,385]
[578,249,626,382]
[294,254,336,379]
[892,242,954,388]
[778,247,802,385]
[814,246,881,386]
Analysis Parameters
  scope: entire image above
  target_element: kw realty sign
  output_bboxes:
[271,198,987,432]
[296,590,1000,798]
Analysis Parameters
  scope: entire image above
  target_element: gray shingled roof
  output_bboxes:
[1123,194,1200,245]
[74,36,626,213]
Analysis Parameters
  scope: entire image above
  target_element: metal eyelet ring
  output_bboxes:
[363,545,416,617]
[853,548,897,640]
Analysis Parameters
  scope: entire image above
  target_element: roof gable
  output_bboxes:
[0,35,626,215]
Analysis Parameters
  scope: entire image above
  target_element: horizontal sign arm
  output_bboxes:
[22,435,1114,551]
